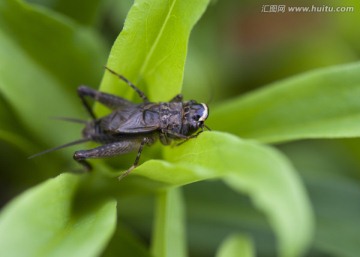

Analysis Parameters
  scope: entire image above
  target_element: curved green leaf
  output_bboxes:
[97,0,210,108]
[0,173,117,257]
[210,62,360,143]
[151,188,186,257]
[216,234,255,257]
[134,131,314,257]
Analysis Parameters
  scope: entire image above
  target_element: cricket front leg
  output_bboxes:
[175,129,204,146]
[162,128,204,146]
[162,129,202,140]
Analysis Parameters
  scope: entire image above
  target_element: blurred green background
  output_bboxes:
[1,0,360,256]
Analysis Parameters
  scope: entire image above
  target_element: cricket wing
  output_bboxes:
[101,105,159,133]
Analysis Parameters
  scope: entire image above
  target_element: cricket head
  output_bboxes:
[183,100,209,134]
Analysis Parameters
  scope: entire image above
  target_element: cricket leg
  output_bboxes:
[176,130,204,146]
[73,139,142,172]
[73,138,150,179]
[76,159,93,172]
[118,138,148,180]
[77,86,133,119]
[162,128,204,146]
[170,94,183,102]
[104,67,149,103]
[161,129,198,140]
[159,132,171,145]
[77,86,97,120]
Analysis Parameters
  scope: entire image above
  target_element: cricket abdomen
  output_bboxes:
[82,120,113,143]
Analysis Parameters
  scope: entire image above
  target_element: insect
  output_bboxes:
[30,67,210,179]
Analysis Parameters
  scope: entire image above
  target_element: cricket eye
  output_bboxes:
[198,103,209,122]
[192,114,201,121]
[189,103,208,124]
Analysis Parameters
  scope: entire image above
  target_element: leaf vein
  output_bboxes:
[138,0,178,81]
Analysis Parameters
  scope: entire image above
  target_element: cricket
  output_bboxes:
[30,67,210,179]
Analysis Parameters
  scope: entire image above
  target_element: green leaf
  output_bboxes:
[209,62,360,143]
[0,173,117,257]
[313,176,360,257]
[280,140,360,257]
[134,131,313,257]
[97,0,210,109]
[0,129,34,155]
[27,0,104,26]
[216,234,255,257]
[102,222,152,257]
[182,181,274,256]
[151,188,187,257]
[0,0,106,146]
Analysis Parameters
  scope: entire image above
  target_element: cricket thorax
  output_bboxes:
[159,102,183,134]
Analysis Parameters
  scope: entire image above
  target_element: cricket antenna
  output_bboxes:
[28,138,91,159]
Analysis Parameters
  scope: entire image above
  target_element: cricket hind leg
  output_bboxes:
[73,138,149,179]
[77,86,133,119]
